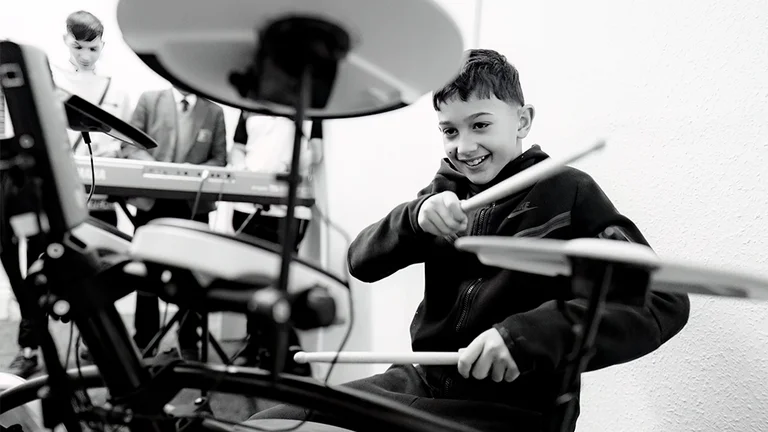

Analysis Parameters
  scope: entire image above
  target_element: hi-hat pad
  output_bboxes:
[116,0,465,119]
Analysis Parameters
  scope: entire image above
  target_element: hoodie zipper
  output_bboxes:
[473,202,496,235]
[455,278,482,331]
[454,203,495,332]
[443,375,453,396]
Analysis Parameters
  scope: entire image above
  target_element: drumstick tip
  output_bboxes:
[293,351,307,363]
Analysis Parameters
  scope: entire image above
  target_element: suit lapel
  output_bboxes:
[158,89,178,162]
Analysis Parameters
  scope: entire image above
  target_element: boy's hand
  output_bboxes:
[457,328,520,383]
[417,191,468,236]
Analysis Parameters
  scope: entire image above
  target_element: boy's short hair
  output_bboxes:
[433,49,525,110]
[66,11,104,42]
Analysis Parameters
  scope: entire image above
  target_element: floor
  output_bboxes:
[0,313,268,425]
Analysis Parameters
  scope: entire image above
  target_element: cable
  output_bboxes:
[190,170,210,219]
[161,301,169,330]
[209,178,226,230]
[234,207,263,236]
[64,322,75,370]
[84,134,95,205]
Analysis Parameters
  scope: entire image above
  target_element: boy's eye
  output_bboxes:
[473,122,490,130]
[442,128,457,137]
[90,48,97,52]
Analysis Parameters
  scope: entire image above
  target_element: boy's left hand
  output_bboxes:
[457,328,520,383]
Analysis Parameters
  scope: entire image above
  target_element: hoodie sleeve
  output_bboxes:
[347,183,442,283]
[493,174,690,375]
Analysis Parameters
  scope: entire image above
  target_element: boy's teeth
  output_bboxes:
[465,156,486,166]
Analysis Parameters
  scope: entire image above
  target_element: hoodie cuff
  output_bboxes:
[493,322,536,376]
[408,192,439,236]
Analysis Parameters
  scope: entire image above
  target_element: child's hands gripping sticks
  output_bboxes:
[417,191,469,236]
[458,328,520,383]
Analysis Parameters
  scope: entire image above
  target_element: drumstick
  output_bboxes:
[294,351,460,365]
[460,139,606,212]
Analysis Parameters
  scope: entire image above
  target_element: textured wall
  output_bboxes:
[484,0,768,430]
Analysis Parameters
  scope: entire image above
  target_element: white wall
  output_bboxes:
[474,1,768,430]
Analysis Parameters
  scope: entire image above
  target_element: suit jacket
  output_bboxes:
[122,89,227,213]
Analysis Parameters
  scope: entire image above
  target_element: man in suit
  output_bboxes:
[122,86,227,360]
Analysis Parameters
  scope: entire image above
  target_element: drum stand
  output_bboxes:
[141,308,230,364]
[553,255,653,431]
[227,16,352,377]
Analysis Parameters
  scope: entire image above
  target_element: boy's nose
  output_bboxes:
[456,137,479,155]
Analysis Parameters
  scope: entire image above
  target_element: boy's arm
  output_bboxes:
[122,92,156,161]
[201,106,227,167]
[493,175,691,375]
[347,184,441,283]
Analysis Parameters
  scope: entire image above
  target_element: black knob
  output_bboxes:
[291,286,336,330]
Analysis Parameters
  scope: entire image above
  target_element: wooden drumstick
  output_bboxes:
[460,140,606,212]
[294,351,460,365]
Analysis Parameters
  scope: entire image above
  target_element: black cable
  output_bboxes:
[84,133,95,205]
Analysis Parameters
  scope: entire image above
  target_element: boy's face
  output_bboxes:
[64,33,103,71]
[437,94,534,185]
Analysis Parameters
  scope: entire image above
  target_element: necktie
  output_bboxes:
[181,97,189,113]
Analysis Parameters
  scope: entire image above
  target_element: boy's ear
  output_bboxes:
[516,104,535,139]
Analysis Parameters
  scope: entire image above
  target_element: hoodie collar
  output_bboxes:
[436,145,551,197]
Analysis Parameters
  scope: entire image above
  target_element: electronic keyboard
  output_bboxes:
[74,156,314,206]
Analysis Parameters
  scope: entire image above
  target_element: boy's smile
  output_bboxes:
[437,95,534,185]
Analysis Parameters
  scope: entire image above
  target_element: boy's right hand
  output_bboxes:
[417,191,468,236]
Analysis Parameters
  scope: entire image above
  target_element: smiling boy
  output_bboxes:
[251,49,691,432]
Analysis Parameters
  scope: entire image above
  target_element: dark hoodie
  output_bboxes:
[347,146,690,430]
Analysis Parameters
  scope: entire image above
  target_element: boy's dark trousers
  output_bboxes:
[15,233,46,350]
[248,364,544,432]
